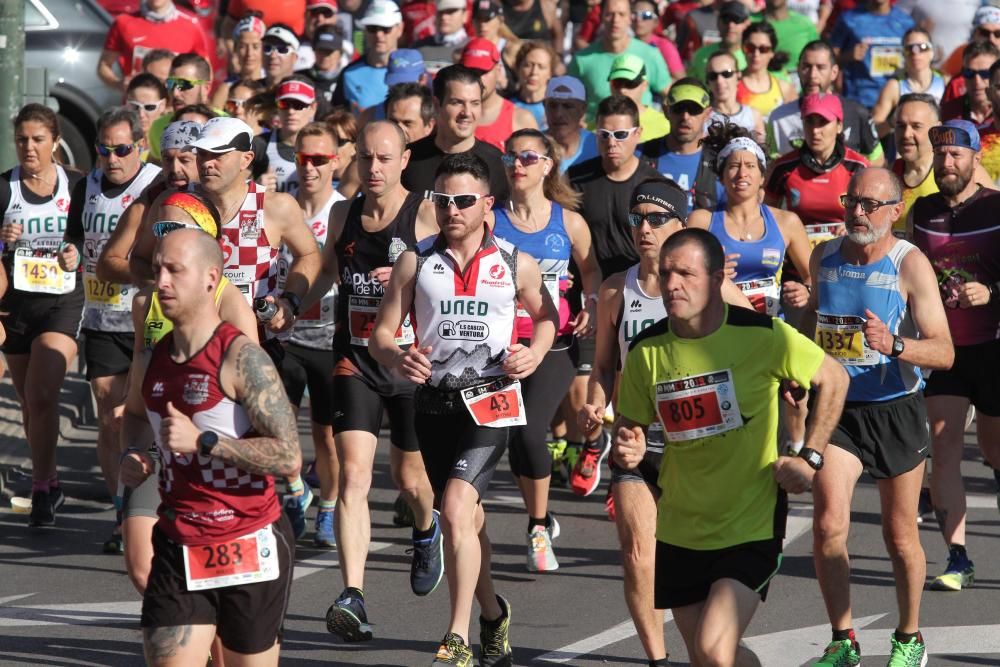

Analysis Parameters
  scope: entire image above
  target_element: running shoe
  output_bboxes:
[393,493,415,527]
[303,459,320,489]
[326,590,373,642]
[408,509,444,596]
[478,595,512,667]
[547,438,568,487]
[570,433,610,497]
[527,525,558,572]
[432,633,473,666]
[812,638,861,666]
[546,513,561,541]
[103,524,124,554]
[283,485,313,541]
[929,549,974,591]
[605,488,617,522]
[916,488,933,525]
[314,507,335,548]
[887,633,927,667]
[28,488,64,527]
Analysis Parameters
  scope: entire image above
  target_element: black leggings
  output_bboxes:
[508,342,576,479]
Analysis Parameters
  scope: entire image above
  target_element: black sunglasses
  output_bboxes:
[707,69,737,82]
[632,9,656,20]
[963,67,991,80]
[96,142,138,158]
[628,212,679,228]
[839,194,900,214]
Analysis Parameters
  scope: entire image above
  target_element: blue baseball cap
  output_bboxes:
[929,120,981,152]
[385,49,426,86]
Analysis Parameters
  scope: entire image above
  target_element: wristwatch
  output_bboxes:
[798,447,824,471]
[198,431,219,458]
[889,335,905,358]
[280,291,302,317]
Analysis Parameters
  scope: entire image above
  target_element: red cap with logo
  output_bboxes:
[307,0,339,10]
[460,37,500,72]
[277,80,317,104]
[800,93,843,122]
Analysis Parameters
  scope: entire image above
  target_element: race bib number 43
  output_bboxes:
[656,369,744,442]
[462,376,527,428]
[816,313,878,366]
[183,525,280,591]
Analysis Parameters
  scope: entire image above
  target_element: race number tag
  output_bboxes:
[869,45,902,77]
[462,376,527,428]
[805,223,842,249]
[298,290,336,327]
[655,370,744,442]
[541,272,560,307]
[183,525,280,591]
[13,248,75,294]
[736,276,779,316]
[348,295,414,346]
[815,313,878,366]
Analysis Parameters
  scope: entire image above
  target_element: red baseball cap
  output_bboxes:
[460,38,500,72]
[800,93,843,122]
[308,0,338,10]
[277,80,317,104]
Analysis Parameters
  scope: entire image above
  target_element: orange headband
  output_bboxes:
[161,192,219,239]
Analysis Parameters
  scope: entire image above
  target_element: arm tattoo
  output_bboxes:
[143,625,193,660]
[211,343,302,478]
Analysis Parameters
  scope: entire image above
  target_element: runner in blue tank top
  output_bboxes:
[489,129,602,572]
[688,125,812,317]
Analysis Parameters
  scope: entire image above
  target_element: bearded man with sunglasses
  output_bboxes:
[58,107,161,534]
[250,77,318,194]
[148,53,217,163]
[371,152,557,666]
[801,167,953,666]
[310,120,441,644]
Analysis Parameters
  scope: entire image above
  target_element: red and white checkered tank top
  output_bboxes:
[220,181,279,305]
[142,322,280,545]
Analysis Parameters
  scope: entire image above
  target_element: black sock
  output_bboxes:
[948,543,968,559]
[584,435,605,450]
[528,515,547,531]
[342,586,364,601]
[413,522,436,541]
[832,628,854,642]
[894,630,920,644]
[648,659,670,667]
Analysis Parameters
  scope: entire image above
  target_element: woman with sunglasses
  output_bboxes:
[324,109,358,191]
[489,129,602,572]
[211,14,268,111]
[737,23,796,119]
[631,0,685,79]
[872,28,945,137]
[706,51,765,142]
[690,123,812,318]
[0,104,82,528]
[250,76,318,194]
[125,74,168,161]
[513,41,559,131]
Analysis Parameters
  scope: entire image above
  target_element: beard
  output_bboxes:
[846,218,889,246]
[937,169,973,197]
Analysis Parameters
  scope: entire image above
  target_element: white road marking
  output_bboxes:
[742,613,886,665]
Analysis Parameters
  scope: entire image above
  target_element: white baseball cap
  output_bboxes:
[264,25,301,50]
[358,0,403,28]
[191,117,254,154]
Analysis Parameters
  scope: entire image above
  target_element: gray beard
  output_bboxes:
[847,222,889,246]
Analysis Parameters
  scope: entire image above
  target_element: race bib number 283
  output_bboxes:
[655,369,744,442]
[182,525,280,591]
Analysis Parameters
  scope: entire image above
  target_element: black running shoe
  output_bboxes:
[326,589,373,642]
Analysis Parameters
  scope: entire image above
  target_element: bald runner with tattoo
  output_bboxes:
[119,229,302,666]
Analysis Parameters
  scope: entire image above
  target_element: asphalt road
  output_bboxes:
[2,410,1000,666]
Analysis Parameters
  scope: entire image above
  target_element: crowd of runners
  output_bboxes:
[5,0,1000,664]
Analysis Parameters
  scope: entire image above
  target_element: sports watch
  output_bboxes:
[889,335,905,358]
[198,430,219,458]
[798,447,824,471]
[280,291,302,317]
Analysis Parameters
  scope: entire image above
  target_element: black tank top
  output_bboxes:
[333,190,422,355]
[503,0,549,41]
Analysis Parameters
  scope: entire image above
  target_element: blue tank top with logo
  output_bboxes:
[708,204,786,316]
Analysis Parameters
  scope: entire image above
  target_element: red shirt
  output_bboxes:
[227,0,306,36]
[476,98,516,151]
[401,0,437,44]
[765,145,870,226]
[104,10,212,78]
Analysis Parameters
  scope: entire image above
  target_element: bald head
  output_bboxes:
[360,120,408,156]
[162,228,224,271]
[848,167,902,202]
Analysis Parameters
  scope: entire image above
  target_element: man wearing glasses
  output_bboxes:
[148,54,216,163]
[332,0,405,113]
[940,40,1000,125]
[58,107,162,534]
[371,152,557,666]
[752,0,818,82]
[250,77,318,194]
[262,25,301,89]
[640,79,723,212]
[801,167,953,666]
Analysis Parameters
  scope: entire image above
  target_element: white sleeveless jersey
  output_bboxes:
[266,131,299,195]
[81,162,161,331]
[618,264,667,452]
[219,180,280,306]
[412,233,519,390]
[3,165,73,251]
[280,190,344,349]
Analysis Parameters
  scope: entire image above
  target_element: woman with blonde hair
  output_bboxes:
[512,41,560,130]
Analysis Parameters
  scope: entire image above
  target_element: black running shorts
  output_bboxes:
[654,538,783,610]
[280,343,336,426]
[924,340,1000,417]
[1,289,84,355]
[332,355,418,451]
[830,392,930,479]
[574,336,595,376]
[141,516,296,654]
[82,329,134,380]
[610,448,662,487]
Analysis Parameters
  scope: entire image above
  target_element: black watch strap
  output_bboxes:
[798,446,824,471]
[281,291,302,317]
[198,431,219,458]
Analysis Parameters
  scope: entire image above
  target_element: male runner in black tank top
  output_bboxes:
[309,120,442,642]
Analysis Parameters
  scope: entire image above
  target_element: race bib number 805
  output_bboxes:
[656,369,744,442]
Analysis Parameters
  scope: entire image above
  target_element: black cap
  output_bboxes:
[630,179,689,222]
[474,0,503,20]
[313,25,345,51]
[719,0,750,22]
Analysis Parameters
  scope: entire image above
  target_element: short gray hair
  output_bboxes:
[97,106,144,143]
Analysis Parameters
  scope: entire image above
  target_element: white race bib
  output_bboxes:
[815,313,879,366]
[182,525,280,591]
[736,276,780,316]
[13,248,75,295]
[656,369,744,442]
[462,376,526,428]
[83,263,131,311]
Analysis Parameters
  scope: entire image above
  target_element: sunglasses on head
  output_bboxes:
[166,76,208,92]
[743,43,773,55]
[977,27,1000,39]
[263,43,294,56]
[153,220,198,237]
[277,98,312,111]
[632,9,656,20]
[707,69,737,82]
[963,67,991,80]
[904,42,932,54]
[839,194,900,214]
[295,152,337,166]
[429,192,487,210]
[596,127,638,141]
[627,212,679,228]
[501,150,551,168]
[96,142,138,158]
[126,99,163,113]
